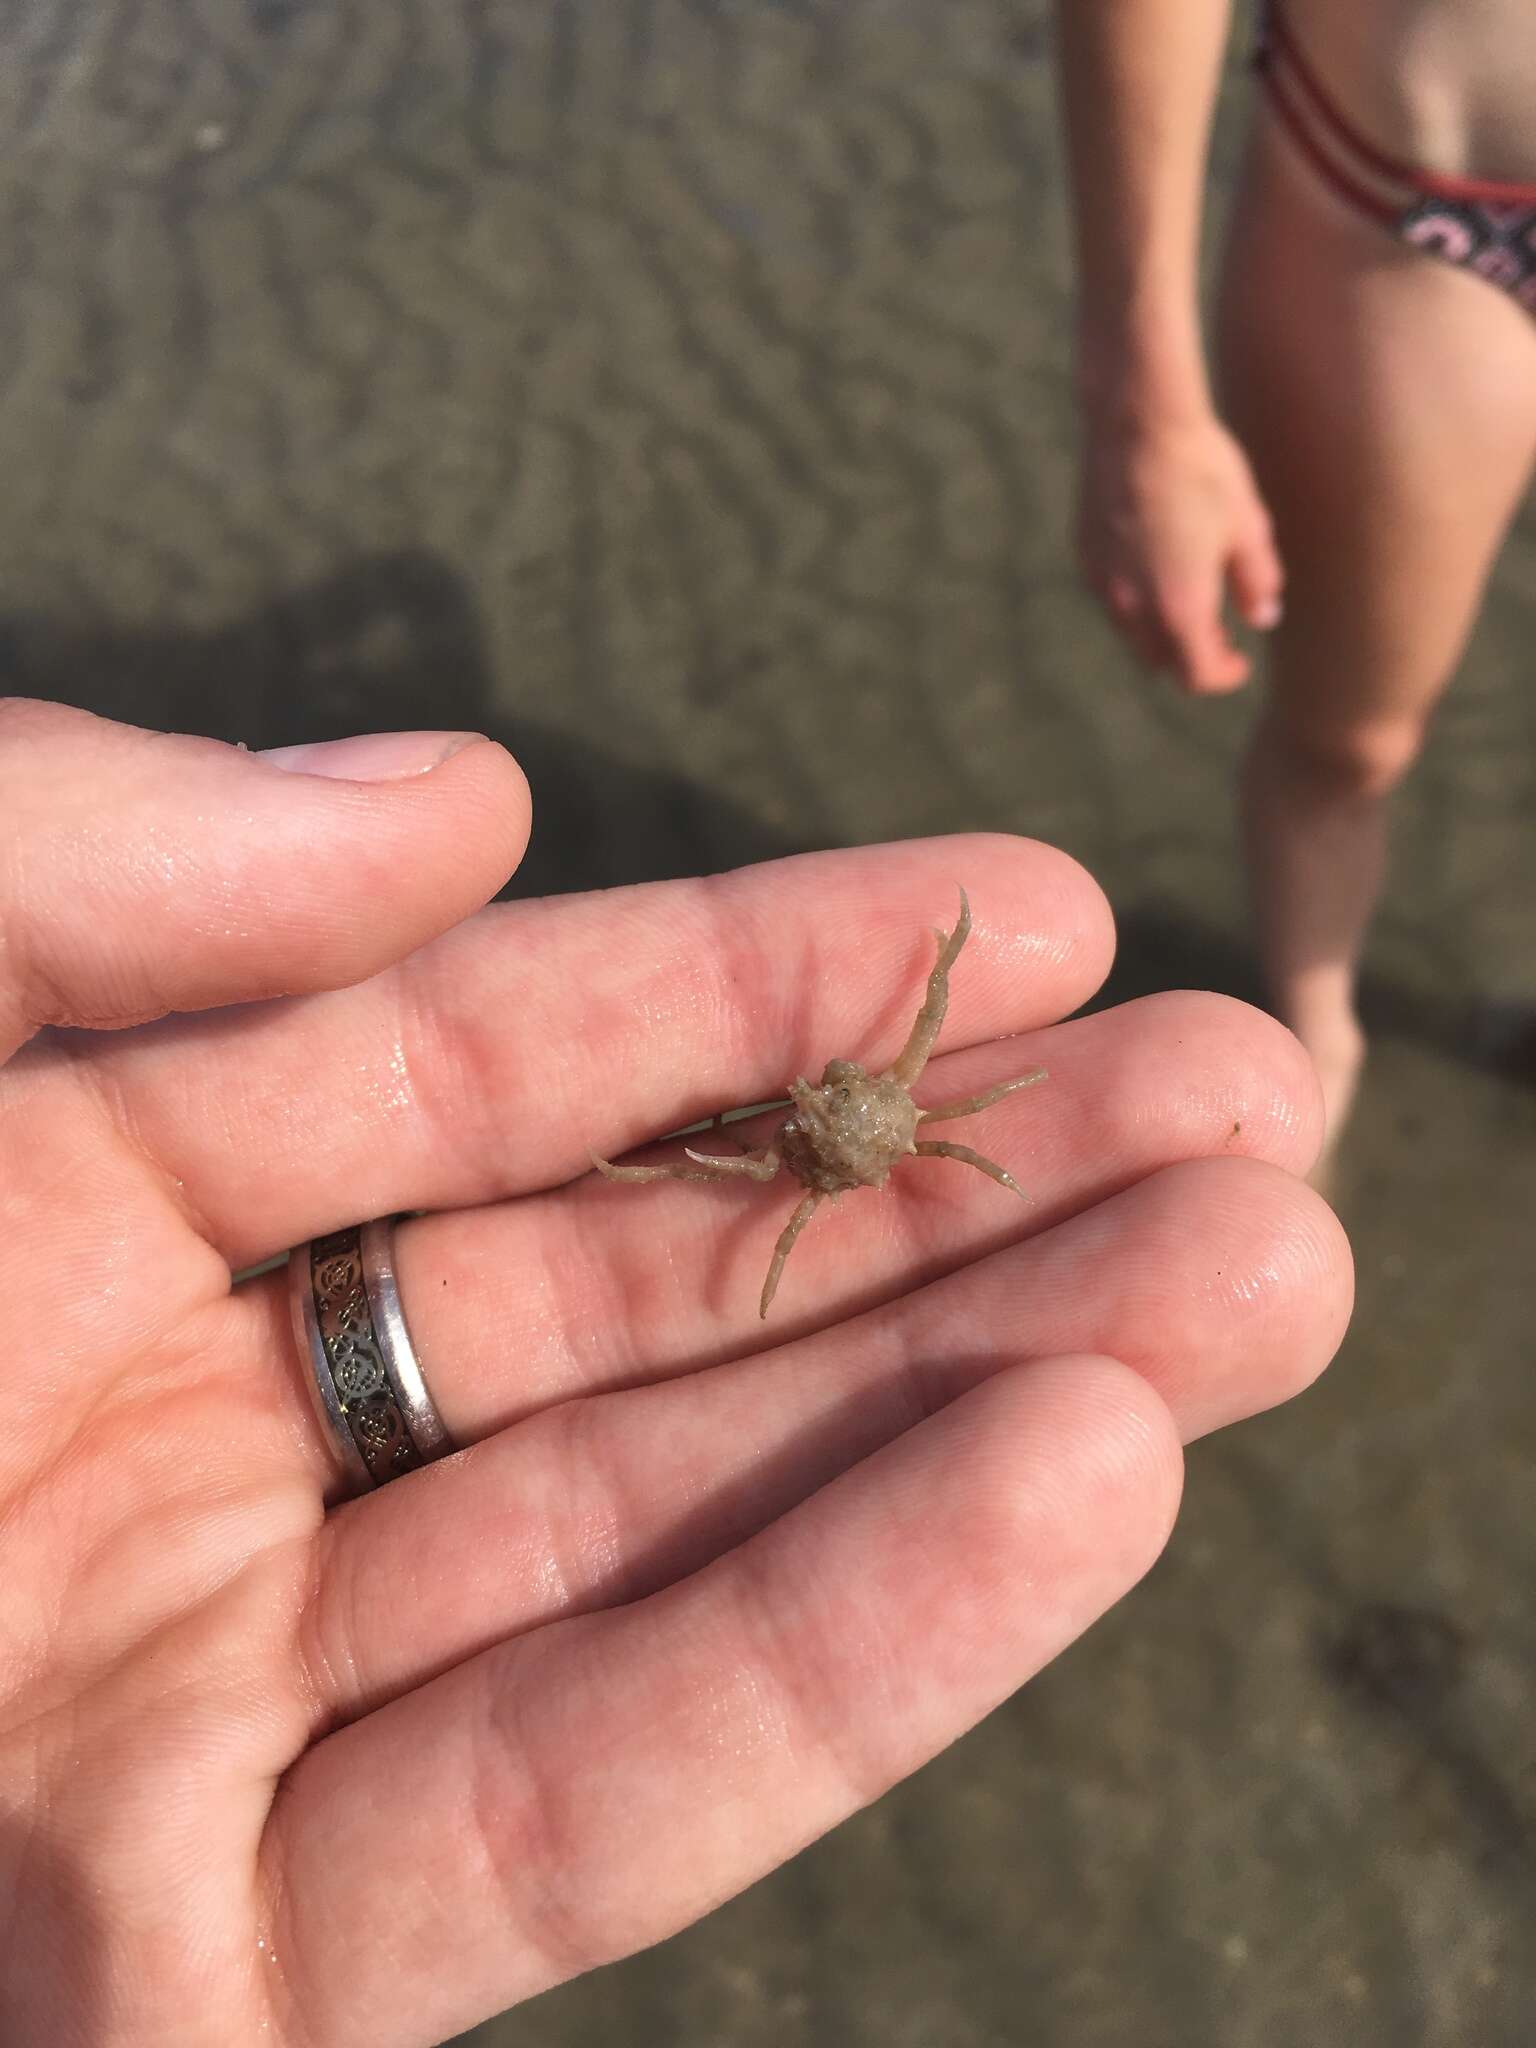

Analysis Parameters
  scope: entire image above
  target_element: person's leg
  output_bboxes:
[1215,114,1536,1164]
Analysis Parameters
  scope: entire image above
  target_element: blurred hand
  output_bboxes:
[0,700,1349,2047]
[1077,405,1284,691]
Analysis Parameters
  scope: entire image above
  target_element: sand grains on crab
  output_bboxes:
[592,889,1047,1317]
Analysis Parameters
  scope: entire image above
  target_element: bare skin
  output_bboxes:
[1058,0,1536,1171]
[1281,0,1536,181]
[1219,106,1536,1158]
[0,702,1354,2047]
[593,889,1048,1317]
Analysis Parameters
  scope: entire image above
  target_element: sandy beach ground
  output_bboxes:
[2,4,1533,2043]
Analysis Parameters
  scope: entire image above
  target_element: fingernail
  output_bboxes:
[1252,598,1283,630]
[258,731,484,780]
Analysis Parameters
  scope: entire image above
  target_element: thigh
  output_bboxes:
[1215,114,1536,746]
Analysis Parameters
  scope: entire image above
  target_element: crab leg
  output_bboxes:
[759,1190,823,1318]
[682,1146,781,1179]
[914,1139,1027,1199]
[888,887,971,1088]
[917,1067,1047,1124]
[592,1147,779,1184]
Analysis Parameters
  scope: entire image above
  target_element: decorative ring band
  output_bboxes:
[288,1219,454,1497]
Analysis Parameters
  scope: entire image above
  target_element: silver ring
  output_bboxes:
[288,1218,454,1498]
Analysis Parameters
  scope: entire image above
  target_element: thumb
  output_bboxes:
[0,699,531,1062]
[1227,521,1285,633]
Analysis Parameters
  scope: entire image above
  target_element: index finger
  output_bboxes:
[1155,579,1251,694]
[59,835,1116,1271]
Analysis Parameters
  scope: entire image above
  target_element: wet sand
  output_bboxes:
[2,4,1533,2043]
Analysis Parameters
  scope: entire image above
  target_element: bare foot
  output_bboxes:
[1289,1015,1366,1197]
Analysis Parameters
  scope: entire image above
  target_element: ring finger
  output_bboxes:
[294,1151,1350,1730]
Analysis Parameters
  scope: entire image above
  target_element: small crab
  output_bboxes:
[593,888,1047,1318]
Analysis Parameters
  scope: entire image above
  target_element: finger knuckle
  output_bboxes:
[1151,583,1203,630]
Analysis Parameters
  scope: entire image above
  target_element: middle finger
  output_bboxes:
[382,986,1321,1439]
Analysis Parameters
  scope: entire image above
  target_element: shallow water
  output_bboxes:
[3,4,1533,2044]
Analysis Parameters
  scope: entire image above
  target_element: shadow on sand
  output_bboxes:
[4,550,1528,1076]
[0,550,801,899]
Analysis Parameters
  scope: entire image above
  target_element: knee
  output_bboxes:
[1263,713,1428,801]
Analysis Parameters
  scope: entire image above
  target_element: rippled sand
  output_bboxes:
[3,5,1533,2044]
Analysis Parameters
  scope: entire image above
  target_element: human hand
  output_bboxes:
[1077,403,1285,691]
[0,700,1350,2047]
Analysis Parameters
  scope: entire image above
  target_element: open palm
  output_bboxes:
[0,703,1351,2047]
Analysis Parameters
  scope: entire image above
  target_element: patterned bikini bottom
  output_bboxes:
[1256,4,1536,314]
